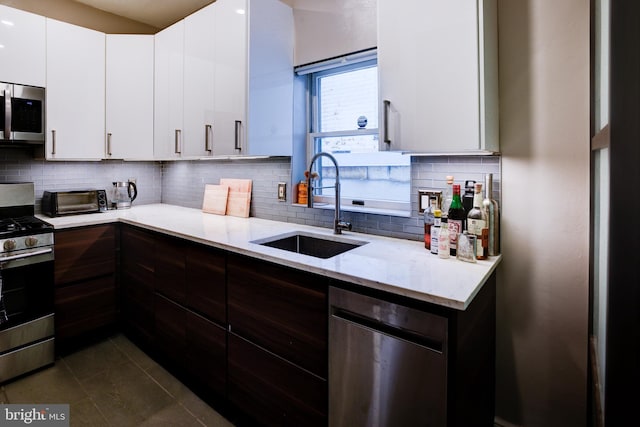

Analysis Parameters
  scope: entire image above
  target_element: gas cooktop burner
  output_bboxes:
[0,216,53,237]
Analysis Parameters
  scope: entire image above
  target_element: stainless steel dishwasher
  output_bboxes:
[329,287,448,427]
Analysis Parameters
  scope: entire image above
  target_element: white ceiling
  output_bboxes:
[72,0,215,28]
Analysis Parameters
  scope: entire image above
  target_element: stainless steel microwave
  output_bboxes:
[0,82,45,145]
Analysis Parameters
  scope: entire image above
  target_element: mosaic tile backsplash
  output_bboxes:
[0,149,499,241]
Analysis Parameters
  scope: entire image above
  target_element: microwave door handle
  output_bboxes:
[3,89,10,139]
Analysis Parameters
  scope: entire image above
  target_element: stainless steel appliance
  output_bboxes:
[0,182,55,383]
[112,181,137,209]
[0,82,45,144]
[41,189,108,217]
[329,287,448,426]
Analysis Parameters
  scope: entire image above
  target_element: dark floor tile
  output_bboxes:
[139,402,203,427]
[4,362,87,405]
[144,363,192,400]
[0,387,9,403]
[62,337,129,381]
[81,361,174,427]
[110,334,156,371]
[68,397,109,427]
[180,392,235,427]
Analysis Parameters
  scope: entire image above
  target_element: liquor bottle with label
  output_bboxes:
[447,184,466,256]
[467,183,488,260]
[463,180,476,213]
[437,217,450,259]
[423,198,436,250]
[441,175,454,215]
[482,173,500,256]
[430,209,442,255]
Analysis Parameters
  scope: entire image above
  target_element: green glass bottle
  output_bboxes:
[447,184,466,256]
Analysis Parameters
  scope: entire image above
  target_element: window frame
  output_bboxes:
[300,52,411,215]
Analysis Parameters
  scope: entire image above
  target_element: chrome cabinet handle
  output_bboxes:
[205,124,212,153]
[235,120,242,151]
[51,130,56,155]
[3,89,11,139]
[174,129,182,154]
[107,132,112,156]
[383,99,391,145]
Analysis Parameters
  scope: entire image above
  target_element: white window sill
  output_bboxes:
[292,202,411,218]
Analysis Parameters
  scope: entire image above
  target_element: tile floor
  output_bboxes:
[0,334,235,427]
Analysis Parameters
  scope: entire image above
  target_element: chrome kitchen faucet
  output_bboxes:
[307,152,352,234]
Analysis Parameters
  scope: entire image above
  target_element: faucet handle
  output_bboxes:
[336,220,352,233]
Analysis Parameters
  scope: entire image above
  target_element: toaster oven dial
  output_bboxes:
[25,236,39,247]
[4,239,17,251]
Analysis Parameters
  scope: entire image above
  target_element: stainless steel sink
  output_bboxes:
[252,232,367,259]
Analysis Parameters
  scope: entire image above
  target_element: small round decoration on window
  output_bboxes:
[357,116,368,128]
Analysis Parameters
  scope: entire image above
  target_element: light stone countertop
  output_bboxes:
[38,203,502,310]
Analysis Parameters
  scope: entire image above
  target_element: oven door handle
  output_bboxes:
[0,248,53,263]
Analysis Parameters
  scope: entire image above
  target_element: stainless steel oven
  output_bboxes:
[0,182,55,383]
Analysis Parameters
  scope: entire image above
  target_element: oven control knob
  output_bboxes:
[25,236,39,247]
[3,239,17,251]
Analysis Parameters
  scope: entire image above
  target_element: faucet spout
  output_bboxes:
[307,152,351,234]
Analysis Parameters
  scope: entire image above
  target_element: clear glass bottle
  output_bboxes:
[482,173,500,256]
[467,183,488,260]
[423,198,436,250]
[437,218,450,259]
[441,175,454,215]
[430,209,441,255]
[447,184,465,256]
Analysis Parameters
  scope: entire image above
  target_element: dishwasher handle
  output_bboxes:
[332,307,444,354]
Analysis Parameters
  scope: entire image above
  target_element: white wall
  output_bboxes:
[289,0,376,65]
[496,1,590,425]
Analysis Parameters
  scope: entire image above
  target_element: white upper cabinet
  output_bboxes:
[247,0,294,156]
[182,0,247,157]
[154,20,185,159]
[106,35,154,160]
[0,6,46,87]
[378,0,498,153]
[46,18,105,160]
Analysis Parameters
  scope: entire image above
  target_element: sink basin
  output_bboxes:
[252,232,367,259]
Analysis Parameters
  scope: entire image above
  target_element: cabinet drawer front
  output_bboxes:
[54,225,116,285]
[186,244,226,325]
[228,333,327,427]
[54,275,117,339]
[121,226,156,273]
[155,294,187,369]
[186,311,226,398]
[155,235,187,305]
[227,255,328,378]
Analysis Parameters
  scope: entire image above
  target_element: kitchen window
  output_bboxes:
[296,50,411,215]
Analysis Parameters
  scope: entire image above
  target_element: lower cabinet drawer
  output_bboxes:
[228,333,327,427]
[186,311,226,399]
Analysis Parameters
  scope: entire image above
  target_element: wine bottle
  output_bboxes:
[441,175,454,215]
[447,184,466,256]
[467,183,488,260]
[430,209,442,255]
[423,198,436,250]
[482,173,500,256]
[437,218,450,259]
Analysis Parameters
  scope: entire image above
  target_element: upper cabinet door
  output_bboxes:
[211,0,247,156]
[183,3,217,157]
[247,0,294,156]
[378,0,498,153]
[0,6,46,87]
[46,19,105,160]
[154,20,185,159]
[106,35,154,160]
[182,0,247,157]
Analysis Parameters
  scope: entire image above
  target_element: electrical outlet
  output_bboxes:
[277,182,286,201]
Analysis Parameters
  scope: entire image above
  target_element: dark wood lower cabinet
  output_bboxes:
[154,294,187,370]
[228,333,327,427]
[53,224,117,352]
[186,311,227,400]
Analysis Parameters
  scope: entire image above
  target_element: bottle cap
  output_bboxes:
[434,209,441,217]
[446,175,454,184]
[453,184,461,194]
